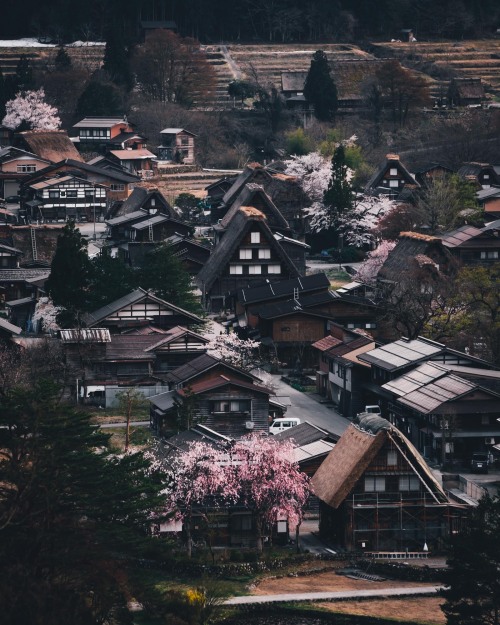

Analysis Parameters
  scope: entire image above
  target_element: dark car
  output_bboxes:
[470,452,489,473]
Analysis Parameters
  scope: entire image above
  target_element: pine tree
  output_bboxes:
[54,46,72,72]
[15,54,34,91]
[303,50,338,122]
[0,380,168,625]
[323,144,353,243]
[45,221,94,326]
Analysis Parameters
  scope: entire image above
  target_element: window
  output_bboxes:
[484,174,489,179]
[250,232,260,243]
[480,251,499,259]
[248,265,261,275]
[239,248,252,260]
[387,450,397,466]
[17,164,36,173]
[212,400,249,413]
[364,476,385,492]
[389,179,399,188]
[111,184,125,192]
[267,264,281,274]
[398,475,420,491]
[66,190,78,198]
[389,168,398,176]
[258,248,271,259]
[48,190,59,198]
[336,363,345,379]
[230,264,243,274]
[59,190,67,198]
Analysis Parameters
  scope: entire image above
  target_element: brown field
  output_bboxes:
[319,597,446,625]
[252,570,445,624]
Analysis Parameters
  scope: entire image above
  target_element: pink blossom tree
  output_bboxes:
[230,433,311,553]
[151,441,238,558]
[355,239,397,284]
[2,88,61,131]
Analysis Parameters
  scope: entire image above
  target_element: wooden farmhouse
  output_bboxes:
[21,158,139,204]
[150,354,272,437]
[0,267,50,303]
[414,163,454,187]
[448,78,485,107]
[60,325,209,407]
[196,207,302,312]
[214,163,309,234]
[0,147,50,199]
[381,361,500,465]
[313,333,376,419]
[457,162,499,188]
[72,116,147,153]
[108,149,157,180]
[365,154,420,198]
[27,175,107,222]
[157,128,196,164]
[477,188,500,218]
[312,414,468,553]
[82,288,204,333]
[441,224,500,265]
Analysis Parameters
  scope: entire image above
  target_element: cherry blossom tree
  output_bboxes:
[339,194,396,247]
[355,239,397,284]
[207,332,261,371]
[32,297,62,333]
[230,433,311,553]
[2,88,61,131]
[149,440,237,558]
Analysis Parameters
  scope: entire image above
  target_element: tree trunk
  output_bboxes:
[296,522,301,554]
[255,515,263,554]
[186,511,192,558]
[125,402,131,453]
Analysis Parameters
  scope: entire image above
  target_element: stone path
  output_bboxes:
[225,585,444,605]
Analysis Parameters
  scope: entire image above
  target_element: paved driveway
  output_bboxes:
[270,375,350,439]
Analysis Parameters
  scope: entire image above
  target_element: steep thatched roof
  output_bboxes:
[365,154,418,193]
[377,232,452,283]
[196,209,300,292]
[220,183,290,232]
[312,415,448,509]
[19,130,83,163]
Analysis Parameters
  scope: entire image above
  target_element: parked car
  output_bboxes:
[269,417,301,435]
[470,452,489,473]
[364,405,382,416]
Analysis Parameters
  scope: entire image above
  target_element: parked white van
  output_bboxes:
[364,405,381,416]
[269,417,301,435]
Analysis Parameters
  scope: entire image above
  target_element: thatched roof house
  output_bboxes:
[312,414,466,551]
[18,130,83,163]
[448,78,484,107]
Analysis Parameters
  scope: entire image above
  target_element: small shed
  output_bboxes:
[448,78,485,107]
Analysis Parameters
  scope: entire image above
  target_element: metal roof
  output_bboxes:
[74,117,128,128]
[441,225,484,248]
[0,317,22,335]
[106,210,147,226]
[293,440,336,463]
[359,338,444,371]
[60,328,111,343]
[131,215,169,229]
[110,149,156,160]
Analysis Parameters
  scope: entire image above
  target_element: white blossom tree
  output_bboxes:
[32,297,62,333]
[355,239,397,284]
[207,332,261,371]
[2,88,61,131]
[339,194,396,247]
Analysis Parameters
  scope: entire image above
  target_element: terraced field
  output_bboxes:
[371,40,500,99]
[0,44,104,76]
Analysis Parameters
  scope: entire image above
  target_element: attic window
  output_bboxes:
[398,475,419,491]
[251,232,260,244]
[230,264,243,275]
[365,476,385,492]
[387,450,397,466]
[389,179,399,188]
[390,168,398,176]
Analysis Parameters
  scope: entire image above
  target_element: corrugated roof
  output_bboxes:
[293,440,336,463]
[274,420,339,445]
[60,328,111,343]
[0,317,22,335]
[441,225,484,248]
[131,215,169,229]
[110,149,156,160]
[238,273,330,305]
[165,353,258,386]
[359,337,444,371]
[74,117,128,128]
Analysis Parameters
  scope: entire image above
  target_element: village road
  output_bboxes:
[270,375,350,439]
[225,585,444,605]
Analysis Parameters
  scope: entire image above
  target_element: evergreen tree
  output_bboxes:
[45,221,94,326]
[54,45,72,71]
[103,25,133,90]
[87,253,136,310]
[0,380,168,625]
[441,495,500,625]
[75,79,124,117]
[303,50,338,122]
[323,144,353,241]
[139,244,203,315]
[15,54,34,91]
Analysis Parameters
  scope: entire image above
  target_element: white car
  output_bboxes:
[269,417,301,435]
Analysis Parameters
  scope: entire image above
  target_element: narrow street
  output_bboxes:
[270,374,350,439]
